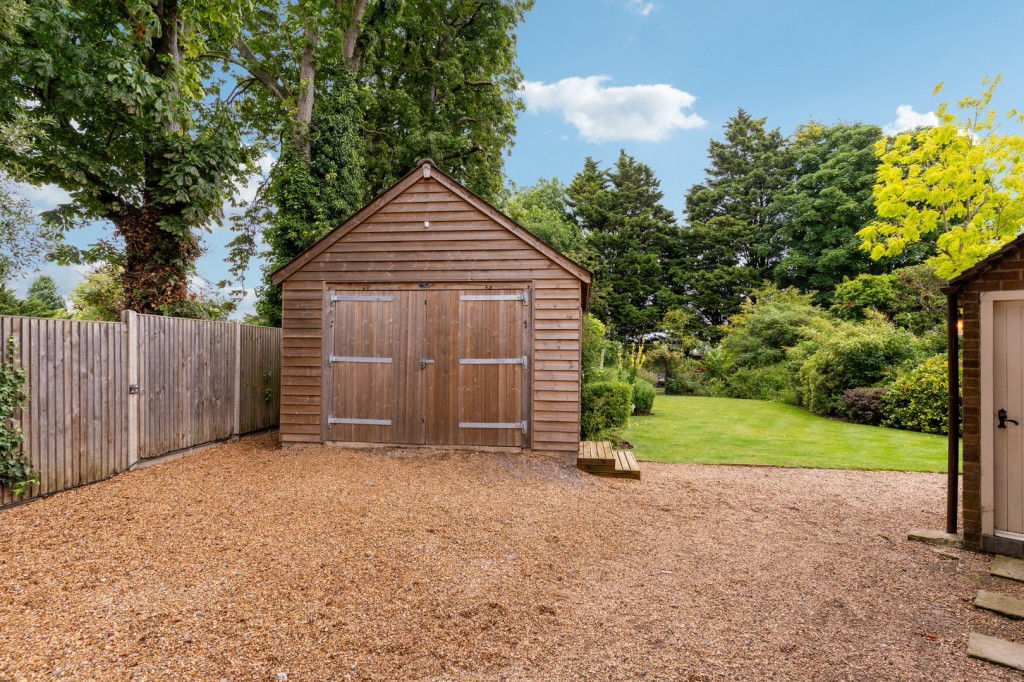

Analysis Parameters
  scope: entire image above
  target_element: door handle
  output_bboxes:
[998,409,1020,429]
[419,359,435,369]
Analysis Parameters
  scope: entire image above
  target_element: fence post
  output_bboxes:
[233,322,242,439]
[124,310,140,467]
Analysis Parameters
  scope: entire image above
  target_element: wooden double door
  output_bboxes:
[325,286,529,447]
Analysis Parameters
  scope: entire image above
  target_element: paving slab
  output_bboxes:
[967,632,1024,671]
[992,555,1024,582]
[976,590,1024,620]
[907,529,963,548]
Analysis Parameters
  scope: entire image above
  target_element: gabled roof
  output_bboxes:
[270,160,592,289]
[948,233,1024,288]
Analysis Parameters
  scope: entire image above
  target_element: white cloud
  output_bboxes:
[520,75,706,143]
[14,182,72,212]
[883,104,939,136]
[235,152,276,205]
[625,0,655,16]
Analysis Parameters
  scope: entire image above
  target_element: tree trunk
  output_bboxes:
[116,205,199,313]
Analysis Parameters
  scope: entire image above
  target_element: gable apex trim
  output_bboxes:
[270,160,591,287]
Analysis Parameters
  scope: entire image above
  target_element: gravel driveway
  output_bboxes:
[0,435,1020,681]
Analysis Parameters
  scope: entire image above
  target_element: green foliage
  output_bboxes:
[0,335,37,495]
[505,179,589,263]
[831,264,947,335]
[796,316,917,416]
[773,122,926,299]
[580,380,633,440]
[684,109,794,275]
[581,313,608,380]
[0,175,46,286]
[664,359,708,396]
[658,308,700,353]
[632,378,656,416]
[569,152,680,340]
[720,287,821,369]
[860,76,1024,278]
[0,0,255,312]
[882,355,954,434]
[23,275,64,315]
[831,274,898,320]
[69,266,124,322]
[671,216,760,335]
[252,75,368,326]
[722,365,798,404]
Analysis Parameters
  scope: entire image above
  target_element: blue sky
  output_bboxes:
[11,0,1024,318]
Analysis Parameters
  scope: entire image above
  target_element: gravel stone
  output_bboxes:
[0,434,1021,680]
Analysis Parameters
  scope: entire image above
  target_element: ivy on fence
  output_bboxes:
[0,335,37,495]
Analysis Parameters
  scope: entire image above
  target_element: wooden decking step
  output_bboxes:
[577,441,640,480]
[967,632,1024,671]
[992,555,1024,582]
[976,590,1024,620]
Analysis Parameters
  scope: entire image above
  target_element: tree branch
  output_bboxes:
[233,38,293,103]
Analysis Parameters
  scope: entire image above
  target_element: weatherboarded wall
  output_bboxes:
[0,314,281,507]
[276,168,587,455]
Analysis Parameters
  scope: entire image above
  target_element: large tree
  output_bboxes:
[859,76,1024,278]
[0,0,255,312]
[569,152,679,341]
[774,121,926,300]
[684,109,794,274]
[227,0,532,323]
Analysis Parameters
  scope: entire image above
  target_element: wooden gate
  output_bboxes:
[993,299,1024,537]
[326,286,529,447]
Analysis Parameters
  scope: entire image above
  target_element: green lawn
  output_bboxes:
[626,395,952,473]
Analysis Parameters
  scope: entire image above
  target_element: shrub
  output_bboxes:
[841,387,889,426]
[831,274,898,321]
[882,355,953,434]
[723,364,798,404]
[719,286,821,368]
[581,313,606,378]
[632,378,655,415]
[665,359,708,396]
[797,315,916,416]
[581,380,633,440]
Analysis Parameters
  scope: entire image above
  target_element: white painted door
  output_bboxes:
[994,300,1024,537]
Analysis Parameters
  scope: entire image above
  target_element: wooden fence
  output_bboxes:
[0,313,281,507]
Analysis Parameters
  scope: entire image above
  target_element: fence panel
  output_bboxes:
[240,324,282,434]
[137,315,239,459]
[0,314,282,506]
[0,316,128,506]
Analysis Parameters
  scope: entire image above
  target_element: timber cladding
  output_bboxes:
[272,160,591,455]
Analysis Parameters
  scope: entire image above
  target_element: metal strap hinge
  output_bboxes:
[459,356,528,369]
[329,417,392,426]
[459,421,528,435]
[458,291,529,305]
[330,356,393,364]
[331,294,394,302]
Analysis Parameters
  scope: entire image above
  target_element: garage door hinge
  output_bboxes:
[521,290,530,306]
[459,356,528,369]
[459,421,529,434]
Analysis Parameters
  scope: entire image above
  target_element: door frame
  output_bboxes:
[980,289,1024,536]
[321,280,533,448]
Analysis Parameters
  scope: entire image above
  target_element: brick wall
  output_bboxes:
[959,246,1024,551]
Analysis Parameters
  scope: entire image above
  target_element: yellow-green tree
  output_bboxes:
[859,76,1024,278]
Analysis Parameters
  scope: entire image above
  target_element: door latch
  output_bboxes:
[998,408,1020,429]
[419,358,435,369]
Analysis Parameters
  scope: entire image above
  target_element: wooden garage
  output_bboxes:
[947,235,1024,554]
[271,160,591,459]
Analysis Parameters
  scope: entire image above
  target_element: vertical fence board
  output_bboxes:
[0,315,280,506]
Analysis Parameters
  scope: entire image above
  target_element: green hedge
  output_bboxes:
[581,380,633,440]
